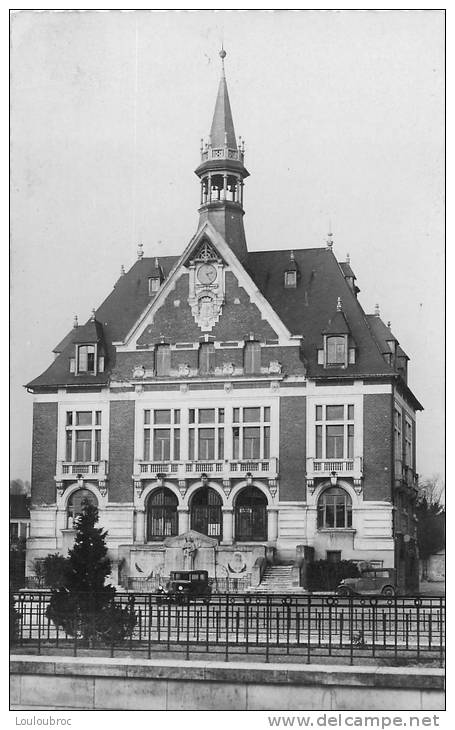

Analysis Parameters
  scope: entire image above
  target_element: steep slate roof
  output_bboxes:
[27,246,415,389]
[27,256,178,389]
[209,68,237,148]
[246,248,394,378]
[366,315,409,359]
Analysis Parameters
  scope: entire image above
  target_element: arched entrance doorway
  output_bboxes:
[146,488,178,541]
[66,488,98,528]
[234,486,268,541]
[190,487,222,539]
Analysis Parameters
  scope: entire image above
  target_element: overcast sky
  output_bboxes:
[10,9,444,484]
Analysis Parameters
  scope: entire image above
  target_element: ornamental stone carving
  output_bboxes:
[269,361,282,374]
[178,363,191,377]
[133,365,146,378]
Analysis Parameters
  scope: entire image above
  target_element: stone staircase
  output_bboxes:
[249,564,305,593]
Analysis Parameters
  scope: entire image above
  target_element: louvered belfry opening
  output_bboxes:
[190,486,222,539]
[235,486,268,541]
[147,488,178,541]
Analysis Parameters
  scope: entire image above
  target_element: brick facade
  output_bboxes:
[108,401,135,503]
[363,393,393,502]
[278,396,306,501]
[31,402,58,506]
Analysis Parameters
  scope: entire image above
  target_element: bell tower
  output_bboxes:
[195,49,250,263]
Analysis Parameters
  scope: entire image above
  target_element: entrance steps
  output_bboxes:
[248,564,305,594]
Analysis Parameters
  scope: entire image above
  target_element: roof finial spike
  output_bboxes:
[219,45,226,76]
[73,314,78,328]
[326,231,333,250]
[337,297,342,312]
[387,320,392,329]
[91,308,96,322]
[137,242,144,260]
[120,264,125,276]
[374,303,380,317]
[290,250,295,261]
[346,252,350,264]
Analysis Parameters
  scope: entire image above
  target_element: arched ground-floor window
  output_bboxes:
[235,486,268,541]
[147,488,178,541]
[67,488,98,528]
[317,486,352,529]
[190,487,222,539]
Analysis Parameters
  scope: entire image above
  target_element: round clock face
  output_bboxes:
[197,263,217,285]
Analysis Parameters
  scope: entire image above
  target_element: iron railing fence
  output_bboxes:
[11,591,445,667]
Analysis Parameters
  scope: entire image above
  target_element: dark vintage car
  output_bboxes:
[156,570,212,604]
[337,568,397,596]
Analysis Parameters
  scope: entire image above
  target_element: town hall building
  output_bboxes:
[25,50,422,592]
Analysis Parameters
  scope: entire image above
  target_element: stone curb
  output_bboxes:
[10,655,444,691]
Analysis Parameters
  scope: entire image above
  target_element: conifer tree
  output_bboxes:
[47,499,135,643]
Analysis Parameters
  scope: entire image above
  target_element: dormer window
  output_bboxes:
[77,345,96,374]
[149,277,161,295]
[284,251,299,288]
[284,270,297,288]
[326,336,347,366]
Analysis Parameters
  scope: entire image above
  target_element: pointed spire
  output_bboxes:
[210,48,237,149]
[137,242,144,260]
[73,315,78,328]
[387,321,392,329]
[374,303,380,317]
[326,231,333,250]
[120,264,125,276]
[346,253,350,264]
[90,308,96,322]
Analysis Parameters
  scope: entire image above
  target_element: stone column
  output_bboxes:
[267,507,279,543]
[223,174,228,200]
[208,174,212,202]
[136,509,146,543]
[178,507,190,535]
[221,507,234,545]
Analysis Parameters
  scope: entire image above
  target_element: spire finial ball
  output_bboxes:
[219,48,227,60]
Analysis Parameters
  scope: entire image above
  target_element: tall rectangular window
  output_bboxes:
[315,404,355,460]
[65,410,102,463]
[263,426,270,459]
[66,431,72,461]
[154,429,171,460]
[155,345,171,376]
[75,430,92,461]
[174,430,180,460]
[233,427,240,459]
[199,343,215,374]
[144,429,151,461]
[316,425,323,458]
[243,427,260,459]
[198,428,215,459]
[244,342,261,374]
[405,418,413,467]
[394,407,402,458]
[326,425,344,458]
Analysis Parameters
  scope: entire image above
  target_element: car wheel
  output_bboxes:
[381,586,396,597]
[337,587,351,596]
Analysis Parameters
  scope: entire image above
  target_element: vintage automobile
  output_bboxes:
[156,570,212,604]
[337,568,397,596]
